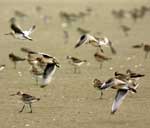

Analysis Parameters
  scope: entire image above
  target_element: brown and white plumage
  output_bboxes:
[5,18,36,41]
[11,91,40,113]
[66,56,87,73]
[9,53,26,69]
[94,52,111,69]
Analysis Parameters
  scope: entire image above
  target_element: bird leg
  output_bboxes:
[29,103,32,113]
[145,52,149,59]
[19,104,25,113]
[14,62,17,69]
[99,91,103,99]
[35,76,39,85]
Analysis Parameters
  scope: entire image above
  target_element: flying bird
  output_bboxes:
[5,17,36,41]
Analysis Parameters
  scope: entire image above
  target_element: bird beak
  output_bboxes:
[4,32,12,35]
[10,93,17,96]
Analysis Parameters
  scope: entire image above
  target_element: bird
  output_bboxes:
[100,77,137,114]
[10,91,40,113]
[0,64,6,71]
[74,34,98,48]
[143,44,150,58]
[74,34,117,54]
[5,17,36,41]
[76,27,90,35]
[126,69,145,79]
[96,37,117,54]
[41,59,60,88]
[9,53,26,69]
[132,43,150,58]
[29,64,43,85]
[66,56,87,73]
[132,43,144,48]
[120,25,131,36]
[94,52,111,69]
[92,78,104,99]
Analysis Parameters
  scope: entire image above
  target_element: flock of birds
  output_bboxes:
[0,4,150,114]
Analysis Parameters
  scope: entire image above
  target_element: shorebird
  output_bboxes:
[5,17,36,41]
[0,64,6,71]
[92,78,104,99]
[143,44,150,58]
[132,43,150,58]
[75,34,116,54]
[100,77,137,114]
[120,25,131,36]
[30,65,43,85]
[94,52,111,69]
[10,91,40,113]
[9,53,26,69]
[41,59,60,88]
[66,56,87,73]
[132,43,144,48]
[96,37,117,54]
[14,10,28,19]
[76,27,90,35]
[74,34,98,48]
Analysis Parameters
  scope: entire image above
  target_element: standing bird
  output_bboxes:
[41,59,60,88]
[132,43,150,58]
[144,44,150,58]
[5,17,36,41]
[120,25,131,36]
[10,91,40,113]
[9,53,26,69]
[66,56,87,73]
[94,52,111,69]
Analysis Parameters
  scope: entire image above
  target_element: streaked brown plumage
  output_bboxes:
[94,52,111,69]
[9,53,26,69]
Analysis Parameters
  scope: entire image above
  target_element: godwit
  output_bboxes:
[10,91,40,113]
[5,17,36,41]
[9,53,26,69]
[66,56,87,73]
[100,78,137,114]
[94,52,111,69]
[132,43,150,58]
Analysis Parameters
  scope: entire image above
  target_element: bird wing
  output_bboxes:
[21,47,38,54]
[111,89,128,114]
[42,63,57,86]
[27,25,36,35]
[100,78,114,90]
[43,63,55,79]
[11,23,24,34]
[22,93,37,101]
[75,34,97,48]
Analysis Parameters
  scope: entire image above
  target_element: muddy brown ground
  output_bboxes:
[0,0,150,128]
